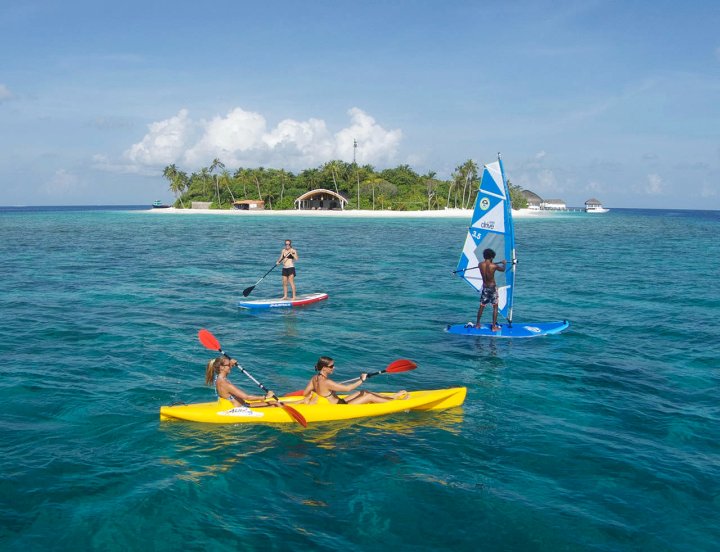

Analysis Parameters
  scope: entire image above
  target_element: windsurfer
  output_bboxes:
[474,248,506,331]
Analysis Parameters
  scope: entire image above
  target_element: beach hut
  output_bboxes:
[541,199,567,210]
[521,190,543,210]
[232,200,265,210]
[294,189,348,210]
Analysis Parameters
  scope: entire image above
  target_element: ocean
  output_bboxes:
[1,206,718,551]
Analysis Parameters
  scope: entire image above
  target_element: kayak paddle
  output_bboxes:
[242,254,291,297]
[198,328,307,427]
[285,358,417,397]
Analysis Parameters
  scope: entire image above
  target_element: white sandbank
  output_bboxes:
[146,207,548,218]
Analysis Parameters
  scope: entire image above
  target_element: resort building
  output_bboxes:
[294,189,348,210]
[521,190,543,210]
[541,199,567,210]
[232,200,265,210]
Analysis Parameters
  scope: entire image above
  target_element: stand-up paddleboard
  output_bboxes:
[447,320,569,338]
[450,154,569,338]
[237,292,328,309]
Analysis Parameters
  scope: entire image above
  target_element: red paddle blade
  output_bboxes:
[285,390,305,397]
[198,329,221,351]
[385,359,417,373]
[281,404,307,427]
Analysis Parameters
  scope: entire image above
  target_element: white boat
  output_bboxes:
[584,198,609,213]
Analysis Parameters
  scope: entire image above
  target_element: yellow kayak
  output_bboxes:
[159,387,466,424]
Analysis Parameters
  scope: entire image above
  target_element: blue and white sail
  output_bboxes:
[455,155,517,323]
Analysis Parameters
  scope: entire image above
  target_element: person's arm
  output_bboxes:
[301,380,314,397]
[290,248,298,261]
[225,381,266,402]
[495,260,507,272]
[326,374,367,393]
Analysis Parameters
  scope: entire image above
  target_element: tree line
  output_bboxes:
[162,158,528,211]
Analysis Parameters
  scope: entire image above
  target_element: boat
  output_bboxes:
[159,387,467,424]
[584,198,609,213]
[152,200,171,209]
[237,292,328,309]
[448,154,569,338]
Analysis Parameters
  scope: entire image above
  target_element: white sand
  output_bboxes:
[147,207,547,218]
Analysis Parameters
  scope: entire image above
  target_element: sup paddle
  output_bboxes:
[285,358,417,397]
[198,329,307,427]
[242,254,291,297]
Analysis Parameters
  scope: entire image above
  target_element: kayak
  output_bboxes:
[237,292,328,309]
[159,387,466,424]
[446,320,570,338]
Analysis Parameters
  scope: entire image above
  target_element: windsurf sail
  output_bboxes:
[454,154,517,324]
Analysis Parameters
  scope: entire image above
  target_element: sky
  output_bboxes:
[1,0,718,209]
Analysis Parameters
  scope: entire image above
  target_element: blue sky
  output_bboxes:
[1,0,718,208]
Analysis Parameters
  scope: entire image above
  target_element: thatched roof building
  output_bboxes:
[294,189,348,210]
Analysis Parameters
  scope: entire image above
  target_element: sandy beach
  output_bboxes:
[147,207,547,218]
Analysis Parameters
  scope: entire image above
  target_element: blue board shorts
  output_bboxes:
[480,286,498,306]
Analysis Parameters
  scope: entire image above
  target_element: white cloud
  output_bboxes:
[120,106,402,171]
[124,109,193,165]
[534,150,547,161]
[645,173,664,195]
[40,169,83,196]
[0,83,14,102]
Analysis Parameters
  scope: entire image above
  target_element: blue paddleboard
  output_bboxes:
[237,292,328,310]
[446,320,569,338]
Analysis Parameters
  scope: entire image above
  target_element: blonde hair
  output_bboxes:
[205,357,224,385]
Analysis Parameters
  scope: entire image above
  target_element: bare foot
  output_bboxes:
[491,325,501,332]
[393,390,409,400]
[280,296,288,300]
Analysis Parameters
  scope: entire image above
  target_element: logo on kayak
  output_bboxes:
[218,407,264,417]
[523,326,541,333]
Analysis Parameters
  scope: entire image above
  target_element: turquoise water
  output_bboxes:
[1,207,718,551]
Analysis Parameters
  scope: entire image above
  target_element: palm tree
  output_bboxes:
[163,164,183,207]
[209,158,225,207]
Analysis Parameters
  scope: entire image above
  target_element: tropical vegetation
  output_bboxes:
[162,159,528,211]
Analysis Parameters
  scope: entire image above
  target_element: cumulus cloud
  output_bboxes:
[121,106,402,171]
[645,173,664,195]
[124,109,193,165]
[40,169,83,196]
[0,84,14,103]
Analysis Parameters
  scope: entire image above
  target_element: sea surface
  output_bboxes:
[1,206,718,551]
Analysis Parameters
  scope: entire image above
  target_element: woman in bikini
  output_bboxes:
[301,356,407,404]
[205,357,275,407]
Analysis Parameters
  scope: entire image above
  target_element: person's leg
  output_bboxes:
[281,275,288,299]
[476,304,485,326]
[491,304,500,331]
[288,273,296,299]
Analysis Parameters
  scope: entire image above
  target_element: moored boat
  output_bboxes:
[584,198,609,213]
[160,387,466,424]
[152,200,171,209]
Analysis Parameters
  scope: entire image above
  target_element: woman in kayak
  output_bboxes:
[302,356,407,404]
[205,357,275,407]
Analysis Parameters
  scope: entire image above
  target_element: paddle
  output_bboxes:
[198,329,307,427]
[284,358,417,397]
[242,254,291,297]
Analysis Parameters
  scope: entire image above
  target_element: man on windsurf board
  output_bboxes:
[472,248,506,331]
